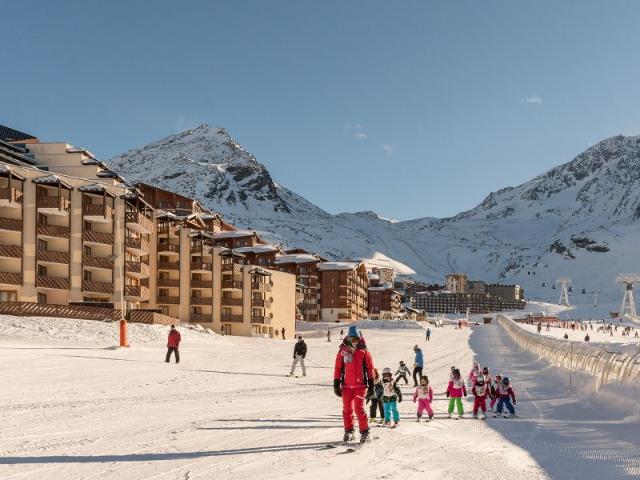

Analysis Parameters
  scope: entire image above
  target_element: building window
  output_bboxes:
[37,239,47,252]
[38,213,47,225]
[84,220,92,231]
[37,265,47,276]
[0,291,17,302]
[84,245,92,256]
[84,270,92,281]
[222,307,231,316]
[37,293,47,304]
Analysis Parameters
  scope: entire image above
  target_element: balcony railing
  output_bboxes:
[158,243,180,254]
[251,281,272,292]
[83,230,114,245]
[0,186,23,204]
[37,195,71,212]
[38,250,70,264]
[158,277,180,287]
[124,284,150,300]
[222,279,243,289]
[0,245,22,258]
[251,299,272,308]
[222,263,243,274]
[157,223,179,236]
[0,217,22,232]
[83,203,113,219]
[190,313,213,323]
[157,261,180,270]
[191,279,212,289]
[221,313,243,323]
[36,275,70,290]
[251,315,268,324]
[157,295,180,304]
[83,255,114,269]
[0,271,22,285]
[37,223,70,239]
[190,297,212,306]
[221,297,243,307]
[190,242,213,255]
[125,211,154,234]
[125,236,149,253]
[125,261,150,277]
[190,261,212,272]
[82,280,114,294]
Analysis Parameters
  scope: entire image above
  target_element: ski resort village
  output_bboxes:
[3,3,640,479]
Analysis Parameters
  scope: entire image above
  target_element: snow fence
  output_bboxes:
[497,314,640,389]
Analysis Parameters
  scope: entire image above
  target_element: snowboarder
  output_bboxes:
[333,325,374,443]
[494,376,516,418]
[165,325,181,364]
[395,361,410,385]
[381,367,402,427]
[472,376,489,419]
[290,335,307,377]
[446,368,467,419]
[412,345,424,386]
[367,368,384,425]
[425,327,431,342]
[413,375,434,421]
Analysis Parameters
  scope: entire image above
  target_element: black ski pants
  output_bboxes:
[166,347,180,363]
[412,367,423,386]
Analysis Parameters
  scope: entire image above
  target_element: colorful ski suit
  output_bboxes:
[381,378,402,423]
[447,377,467,415]
[472,381,489,415]
[496,382,516,415]
[413,384,434,418]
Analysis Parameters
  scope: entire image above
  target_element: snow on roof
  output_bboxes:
[368,282,395,291]
[274,253,320,265]
[233,245,278,254]
[212,229,255,239]
[359,252,416,276]
[368,273,380,280]
[78,183,115,196]
[66,145,97,159]
[0,163,25,180]
[317,261,360,271]
[32,174,73,189]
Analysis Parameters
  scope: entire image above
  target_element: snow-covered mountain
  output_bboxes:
[110,125,640,302]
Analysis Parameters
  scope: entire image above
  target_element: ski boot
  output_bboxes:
[428,414,434,421]
[360,429,370,444]
[343,429,355,442]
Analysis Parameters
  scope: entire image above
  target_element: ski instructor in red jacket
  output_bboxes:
[333,325,374,443]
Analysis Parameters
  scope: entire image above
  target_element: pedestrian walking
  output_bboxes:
[165,325,181,364]
[289,336,307,377]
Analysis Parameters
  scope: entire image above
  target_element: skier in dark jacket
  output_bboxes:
[289,336,307,376]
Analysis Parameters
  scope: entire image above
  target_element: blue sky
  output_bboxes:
[3,1,640,220]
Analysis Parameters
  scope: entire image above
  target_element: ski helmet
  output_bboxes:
[482,367,489,374]
[495,374,502,381]
[476,376,485,385]
[502,377,510,386]
[382,367,392,376]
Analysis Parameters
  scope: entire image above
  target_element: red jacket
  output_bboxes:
[167,329,181,348]
[333,338,374,388]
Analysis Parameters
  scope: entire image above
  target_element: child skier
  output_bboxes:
[468,361,480,386]
[472,375,489,419]
[489,373,502,412]
[494,376,517,418]
[446,368,467,419]
[367,368,385,425]
[381,367,402,427]
[449,366,456,381]
[395,361,410,385]
[413,375,434,421]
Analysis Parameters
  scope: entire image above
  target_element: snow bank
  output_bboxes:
[498,314,640,389]
[296,318,424,334]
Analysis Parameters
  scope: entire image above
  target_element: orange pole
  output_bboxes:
[119,319,129,347]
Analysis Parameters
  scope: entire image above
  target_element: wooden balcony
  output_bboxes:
[157,223,179,237]
[83,230,114,245]
[125,236,149,255]
[191,279,213,289]
[158,277,180,287]
[37,195,71,213]
[157,295,180,304]
[0,217,22,232]
[125,211,153,235]
[190,313,213,323]
[0,271,22,285]
[221,313,243,323]
[36,275,70,290]
[0,245,22,258]
[190,261,212,272]
[221,297,243,307]
[298,303,319,310]
[124,284,150,301]
[251,281,272,292]
[84,255,114,269]
[158,243,180,254]
[126,260,150,278]
[190,296,212,306]
[36,223,70,239]
[251,315,268,324]
[83,203,113,222]
[157,261,179,270]
[222,279,243,289]
[222,263,243,274]
[0,186,23,207]
[37,250,70,264]
[252,298,272,308]
[190,243,213,256]
[82,280,114,294]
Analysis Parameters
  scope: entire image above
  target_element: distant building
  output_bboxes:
[372,266,395,286]
[318,261,368,322]
[368,284,401,320]
[414,291,525,314]
[486,283,524,301]
[466,280,487,294]
[445,273,468,293]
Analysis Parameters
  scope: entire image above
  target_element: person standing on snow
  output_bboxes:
[327,328,331,342]
[289,336,307,377]
[425,327,431,342]
[412,345,424,386]
[334,325,375,443]
[165,325,181,364]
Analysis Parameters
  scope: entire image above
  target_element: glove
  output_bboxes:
[446,391,450,398]
[513,399,517,405]
[464,392,467,397]
[413,398,416,403]
[366,379,374,399]
[333,379,342,398]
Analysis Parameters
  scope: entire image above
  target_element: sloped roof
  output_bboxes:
[0,125,37,143]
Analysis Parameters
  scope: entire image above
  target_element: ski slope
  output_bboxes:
[1,315,639,479]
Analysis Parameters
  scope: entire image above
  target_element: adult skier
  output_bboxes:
[412,345,424,386]
[425,327,431,342]
[334,325,375,443]
[165,325,181,364]
[289,335,307,377]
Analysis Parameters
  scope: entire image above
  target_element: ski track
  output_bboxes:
[1,320,639,479]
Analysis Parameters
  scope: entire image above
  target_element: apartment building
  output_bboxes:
[486,283,524,302]
[414,290,525,314]
[367,284,401,320]
[273,250,323,321]
[445,273,468,293]
[317,261,368,322]
[371,266,395,285]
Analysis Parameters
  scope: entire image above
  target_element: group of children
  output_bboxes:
[367,360,517,426]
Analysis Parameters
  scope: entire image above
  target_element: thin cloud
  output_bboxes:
[354,132,367,140]
[344,123,367,141]
[525,96,543,104]
[382,144,394,155]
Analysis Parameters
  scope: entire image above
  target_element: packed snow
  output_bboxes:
[518,321,640,345]
[1,314,639,479]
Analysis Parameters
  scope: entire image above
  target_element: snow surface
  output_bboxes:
[518,322,640,345]
[2,314,639,479]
